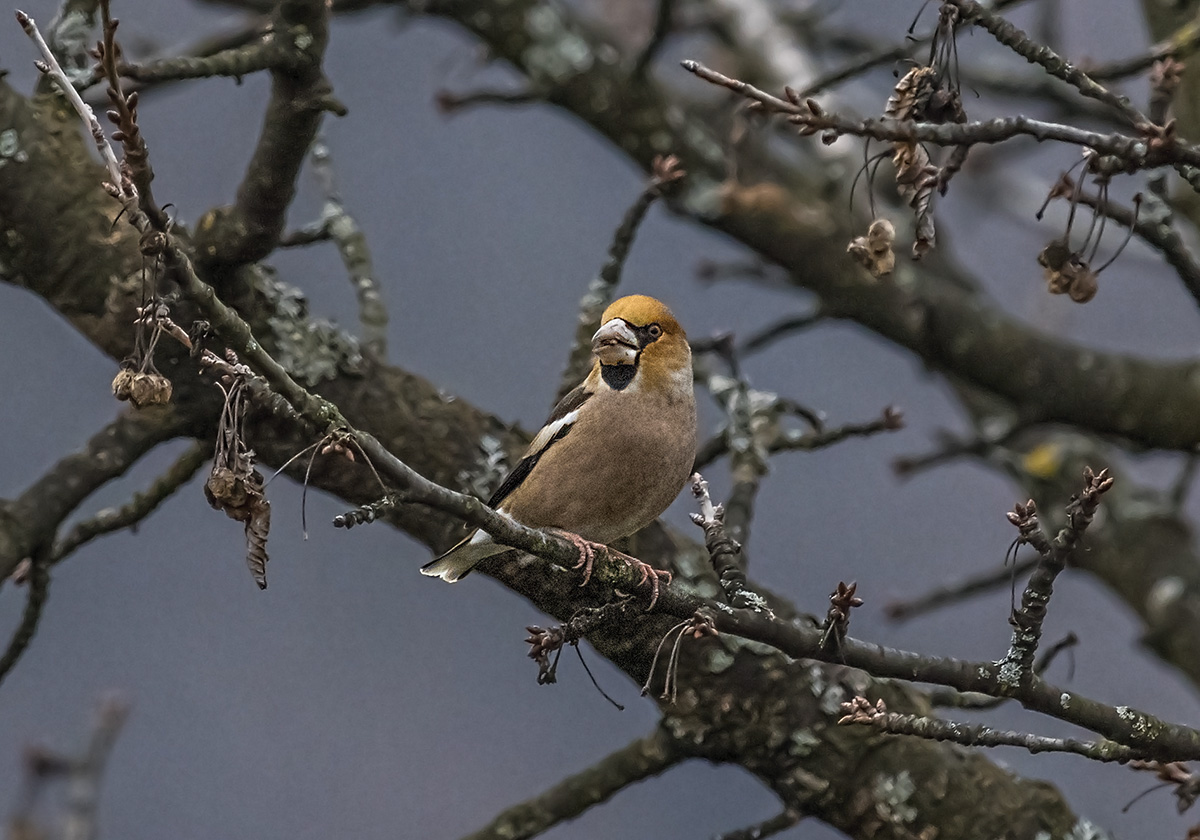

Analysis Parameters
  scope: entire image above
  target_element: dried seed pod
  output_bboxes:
[1068,267,1099,303]
[126,372,172,407]
[847,218,896,278]
[111,367,136,401]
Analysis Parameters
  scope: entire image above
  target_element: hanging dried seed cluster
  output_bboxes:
[112,296,173,408]
[1035,153,1138,304]
[846,5,967,268]
[203,352,272,589]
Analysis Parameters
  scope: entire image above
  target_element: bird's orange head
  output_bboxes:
[591,295,691,392]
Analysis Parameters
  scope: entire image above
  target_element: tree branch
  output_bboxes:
[457,728,683,840]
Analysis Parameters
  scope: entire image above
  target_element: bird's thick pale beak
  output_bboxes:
[592,318,639,366]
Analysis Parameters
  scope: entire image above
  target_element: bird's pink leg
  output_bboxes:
[548,529,599,585]
[548,529,671,608]
[606,547,672,609]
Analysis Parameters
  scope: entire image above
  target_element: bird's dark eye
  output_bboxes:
[647,324,662,339]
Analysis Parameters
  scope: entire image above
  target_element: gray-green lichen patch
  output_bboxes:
[457,433,509,500]
[292,27,314,52]
[787,728,821,757]
[0,129,28,166]
[260,272,364,385]
[872,770,918,826]
[1036,816,1111,838]
[1065,817,1112,840]
[706,646,735,674]
[521,5,592,85]
[997,657,1023,689]
[47,9,96,86]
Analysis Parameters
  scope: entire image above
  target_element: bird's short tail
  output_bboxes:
[420,533,509,582]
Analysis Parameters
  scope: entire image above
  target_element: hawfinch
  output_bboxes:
[422,294,697,586]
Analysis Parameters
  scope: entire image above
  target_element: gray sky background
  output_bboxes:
[3,1,1200,838]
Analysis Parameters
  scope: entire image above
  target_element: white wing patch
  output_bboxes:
[525,408,580,460]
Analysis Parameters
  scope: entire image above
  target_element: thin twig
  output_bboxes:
[839,696,1143,762]
[1083,19,1200,81]
[50,441,208,564]
[681,60,1194,172]
[0,548,49,689]
[713,808,804,840]
[1001,468,1113,679]
[456,729,682,840]
[63,695,130,840]
[633,0,673,77]
[886,554,1039,622]
[309,139,387,359]
[945,0,1151,129]
[16,9,130,199]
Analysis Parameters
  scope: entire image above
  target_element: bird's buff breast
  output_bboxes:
[504,390,696,544]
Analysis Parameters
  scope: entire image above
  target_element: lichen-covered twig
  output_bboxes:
[927,632,1079,710]
[308,139,387,359]
[689,473,768,611]
[1001,467,1114,680]
[839,696,1143,762]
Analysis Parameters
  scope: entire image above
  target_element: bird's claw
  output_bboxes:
[551,529,599,585]
[550,530,671,608]
[611,549,671,610]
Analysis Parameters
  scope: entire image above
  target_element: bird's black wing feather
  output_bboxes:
[485,383,593,509]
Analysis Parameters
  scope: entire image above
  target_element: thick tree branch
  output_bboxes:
[193,0,341,267]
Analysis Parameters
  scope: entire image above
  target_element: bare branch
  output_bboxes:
[192,0,344,266]
[886,555,1039,622]
[0,548,49,689]
[840,696,1143,762]
[945,0,1151,129]
[0,409,184,582]
[1002,468,1114,679]
[16,9,130,200]
[51,441,208,565]
[682,60,1190,173]
[308,139,388,359]
[689,473,768,612]
[457,728,683,840]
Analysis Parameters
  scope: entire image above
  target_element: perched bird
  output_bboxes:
[422,294,697,594]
